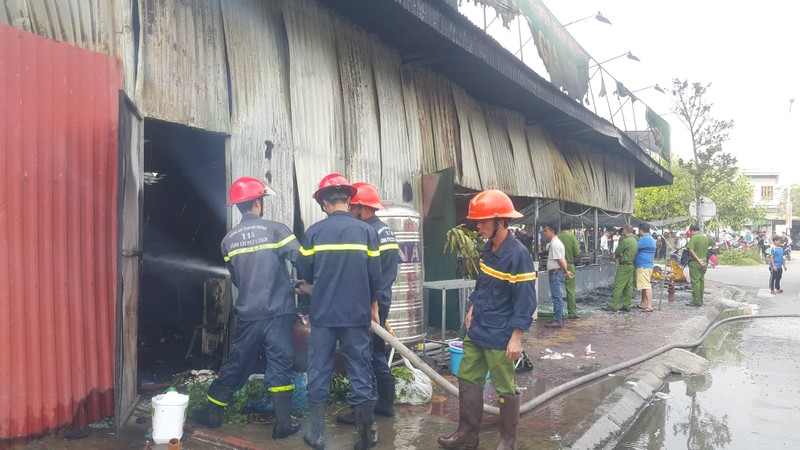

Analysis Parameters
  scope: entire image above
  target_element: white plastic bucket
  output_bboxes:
[151,390,190,444]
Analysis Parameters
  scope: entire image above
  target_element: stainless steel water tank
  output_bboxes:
[376,205,425,343]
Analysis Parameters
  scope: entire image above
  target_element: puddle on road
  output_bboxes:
[615,317,800,450]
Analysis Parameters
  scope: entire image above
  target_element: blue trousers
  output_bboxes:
[549,270,565,323]
[372,304,392,381]
[207,314,294,406]
[307,325,375,406]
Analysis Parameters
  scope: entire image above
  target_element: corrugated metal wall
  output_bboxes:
[0,2,643,440]
[285,0,346,227]
[0,25,122,440]
[221,0,294,226]
[138,0,230,133]
[1,0,637,222]
[0,0,135,94]
[336,17,382,188]
[371,39,419,208]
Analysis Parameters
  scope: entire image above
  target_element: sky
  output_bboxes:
[461,0,800,185]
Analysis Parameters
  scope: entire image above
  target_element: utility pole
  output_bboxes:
[787,186,793,234]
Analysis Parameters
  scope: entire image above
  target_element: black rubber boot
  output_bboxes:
[197,402,224,428]
[303,401,326,450]
[437,380,483,449]
[374,377,395,417]
[271,390,301,439]
[353,405,377,449]
[336,407,356,425]
[496,393,520,450]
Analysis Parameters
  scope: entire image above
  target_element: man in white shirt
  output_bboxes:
[677,233,687,249]
[544,224,574,327]
[600,231,609,257]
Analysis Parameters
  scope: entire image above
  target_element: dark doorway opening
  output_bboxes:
[138,120,228,389]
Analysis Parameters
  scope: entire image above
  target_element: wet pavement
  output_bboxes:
[24,274,732,449]
[616,263,800,449]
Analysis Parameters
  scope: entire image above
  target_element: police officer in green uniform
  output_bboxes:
[557,224,581,320]
[685,224,709,306]
[610,226,637,312]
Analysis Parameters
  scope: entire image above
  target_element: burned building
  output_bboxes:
[0,0,672,441]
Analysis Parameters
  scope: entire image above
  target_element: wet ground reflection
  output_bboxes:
[616,318,800,449]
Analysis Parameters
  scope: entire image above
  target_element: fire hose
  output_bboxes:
[371,313,800,416]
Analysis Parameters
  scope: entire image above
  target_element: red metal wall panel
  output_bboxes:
[0,25,122,442]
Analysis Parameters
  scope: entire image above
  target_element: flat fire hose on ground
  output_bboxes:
[371,313,800,416]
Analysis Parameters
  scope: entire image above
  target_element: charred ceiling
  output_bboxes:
[315,0,672,188]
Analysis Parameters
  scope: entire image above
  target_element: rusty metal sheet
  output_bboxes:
[334,17,381,187]
[450,85,482,191]
[222,0,294,226]
[403,66,437,175]
[528,124,576,204]
[526,124,634,212]
[138,0,230,133]
[399,66,425,212]
[483,105,517,194]
[284,0,345,229]
[369,39,419,207]
[502,108,540,197]
[451,85,498,190]
[0,25,122,440]
[0,0,135,94]
[427,73,459,174]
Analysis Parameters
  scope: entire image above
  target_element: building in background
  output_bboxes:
[742,169,796,235]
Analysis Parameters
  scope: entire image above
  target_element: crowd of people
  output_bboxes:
[199,174,792,449]
[201,174,400,449]
[203,181,538,449]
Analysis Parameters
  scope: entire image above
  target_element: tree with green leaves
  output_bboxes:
[778,184,800,214]
[634,159,693,222]
[634,160,764,231]
[670,79,737,232]
[709,173,765,232]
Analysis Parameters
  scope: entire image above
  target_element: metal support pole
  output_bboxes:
[593,208,599,264]
[441,287,447,344]
[533,199,540,262]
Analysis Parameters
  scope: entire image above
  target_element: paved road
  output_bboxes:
[706,260,799,300]
[616,263,800,449]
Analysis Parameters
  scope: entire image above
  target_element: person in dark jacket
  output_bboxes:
[337,182,399,429]
[201,177,300,440]
[298,174,382,450]
[438,189,537,450]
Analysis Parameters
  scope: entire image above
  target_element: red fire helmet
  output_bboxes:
[227,177,276,205]
[351,182,386,210]
[313,173,357,204]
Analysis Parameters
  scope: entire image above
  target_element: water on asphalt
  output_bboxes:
[616,263,800,449]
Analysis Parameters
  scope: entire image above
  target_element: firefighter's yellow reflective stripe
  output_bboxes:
[267,384,296,393]
[207,395,228,407]
[379,243,399,252]
[299,244,380,257]
[223,235,298,261]
[480,260,537,283]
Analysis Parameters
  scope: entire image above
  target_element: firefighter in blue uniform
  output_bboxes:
[201,177,300,440]
[298,174,382,450]
[438,189,537,450]
[337,182,400,430]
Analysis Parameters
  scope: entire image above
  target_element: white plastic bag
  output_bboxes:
[394,367,432,405]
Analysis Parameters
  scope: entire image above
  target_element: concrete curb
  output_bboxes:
[563,288,746,450]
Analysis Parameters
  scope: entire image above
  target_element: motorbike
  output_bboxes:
[707,245,719,268]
